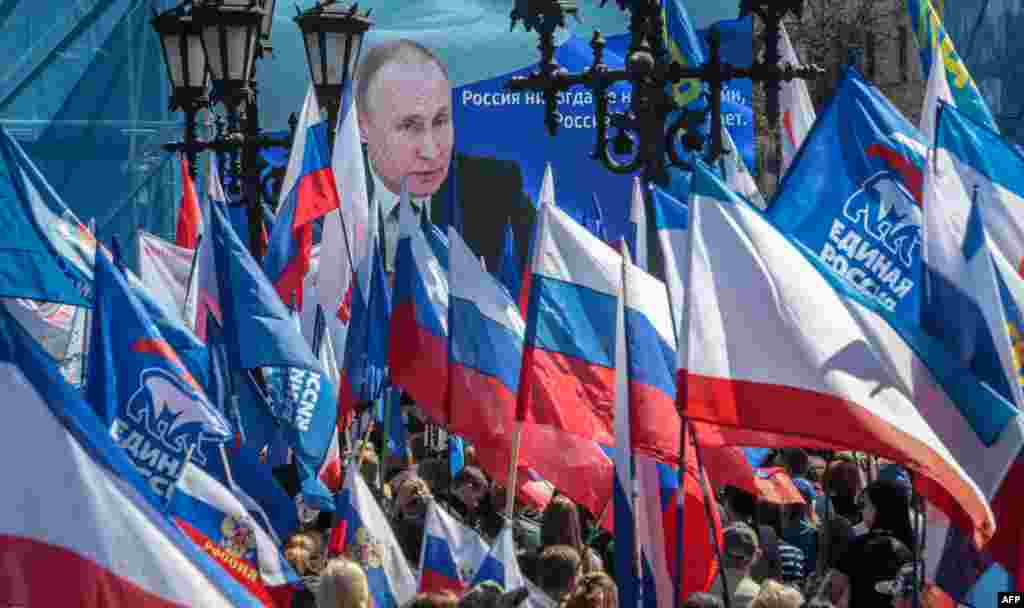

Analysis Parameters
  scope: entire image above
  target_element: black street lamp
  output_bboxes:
[154,0,373,259]
[151,5,209,178]
[295,1,373,148]
[507,0,823,186]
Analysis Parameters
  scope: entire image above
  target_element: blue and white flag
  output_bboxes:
[0,302,264,607]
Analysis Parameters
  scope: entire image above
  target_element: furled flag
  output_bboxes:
[0,303,265,607]
[920,39,954,144]
[338,236,392,426]
[209,201,338,511]
[628,177,648,271]
[778,23,816,177]
[651,184,688,345]
[87,248,232,503]
[138,230,196,326]
[194,152,227,342]
[0,128,90,305]
[264,86,340,310]
[907,0,999,134]
[319,81,369,365]
[684,159,994,547]
[768,67,928,324]
[331,462,417,608]
[497,221,521,304]
[171,462,300,606]
[419,500,491,593]
[177,154,203,249]
[585,193,609,243]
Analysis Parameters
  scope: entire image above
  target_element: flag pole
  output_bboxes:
[182,232,204,326]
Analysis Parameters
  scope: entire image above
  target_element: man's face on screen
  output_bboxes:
[360,59,453,198]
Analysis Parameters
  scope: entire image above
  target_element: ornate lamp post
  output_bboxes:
[151,5,209,178]
[507,0,822,186]
[295,1,373,148]
[153,0,372,258]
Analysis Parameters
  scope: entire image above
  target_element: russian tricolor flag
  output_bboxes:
[447,225,524,439]
[389,188,450,426]
[265,86,340,310]
[683,159,994,547]
[418,500,490,594]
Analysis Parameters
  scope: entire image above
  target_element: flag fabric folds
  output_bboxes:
[907,0,999,134]
[209,202,338,510]
[628,177,648,271]
[768,68,928,324]
[778,23,816,177]
[332,463,417,608]
[264,86,340,310]
[651,184,689,347]
[0,128,91,306]
[138,230,196,326]
[390,190,450,425]
[497,221,521,304]
[419,500,490,594]
[685,160,994,547]
[87,248,231,502]
[176,155,203,249]
[0,305,264,607]
[170,462,300,605]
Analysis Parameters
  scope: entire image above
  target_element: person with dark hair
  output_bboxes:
[537,545,583,605]
[711,523,762,608]
[404,591,459,608]
[540,496,604,574]
[818,458,863,525]
[354,38,535,276]
[826,479,916,607]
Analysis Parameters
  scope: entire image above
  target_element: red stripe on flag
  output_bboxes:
[517,347,615,446]
[419,568,467,596]
[175,519,276,607]
[682,371,993,548]
[292,168,340,228]
[0,533,193,608]
[388,302,449,425]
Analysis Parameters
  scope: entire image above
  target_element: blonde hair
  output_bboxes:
[286,531,326,576]
[317,557,371,608]
[750,580,804,608]
[565,572,617,608]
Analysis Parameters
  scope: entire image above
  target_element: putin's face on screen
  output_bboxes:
[359,57,454,198]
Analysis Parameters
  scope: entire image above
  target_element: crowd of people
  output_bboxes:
[272,406,948,608]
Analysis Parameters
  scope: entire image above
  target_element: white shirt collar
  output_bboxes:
[368,160,429,219]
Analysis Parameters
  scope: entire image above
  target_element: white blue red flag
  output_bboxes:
[171,462,300,606]
[684,159,994,547]
[138,230,196,326]
[86,248,231,502]
[332,462,417,608]
[650,184,689,347]
[0,304,264,607]
[389,188,450,425]
[628,177,648,270]
[419,500,490,594]
[265,86,340,310]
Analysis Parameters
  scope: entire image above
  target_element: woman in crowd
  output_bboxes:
[317,557,371,608]
[539,496,604,575]
[824,479,915,607]
[565,572,617,608]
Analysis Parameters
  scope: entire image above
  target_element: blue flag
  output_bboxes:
[87,249,232,502]
[497,222,521,300]
[343,238,393,405]
[208,203,338,510]
[768,67,928,324]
